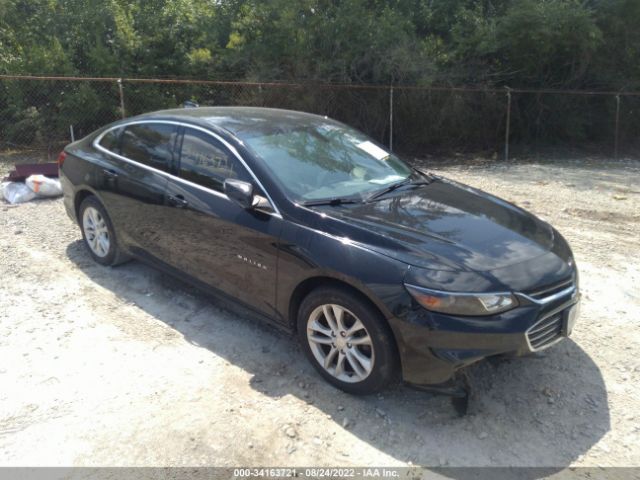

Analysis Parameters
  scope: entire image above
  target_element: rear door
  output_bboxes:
[95,121,179,261]
[163,126,282,318]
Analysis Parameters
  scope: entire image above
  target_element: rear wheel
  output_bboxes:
[79,196,127,266]
[297,287,399,394]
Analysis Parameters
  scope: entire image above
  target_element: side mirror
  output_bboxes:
[224,179,254,209]
[224,179,273,212]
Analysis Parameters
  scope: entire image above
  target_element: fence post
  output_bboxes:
[117,78,126,119]
[614,94,621,159]
[504,87,512,161]
[389,86,394,151]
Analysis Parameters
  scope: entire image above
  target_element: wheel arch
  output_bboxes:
[74,188,100,219]
[288,275,393,333]
[289,275,403,386]
[74,188,130,265]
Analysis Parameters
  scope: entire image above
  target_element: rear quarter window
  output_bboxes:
[98,127,123,153]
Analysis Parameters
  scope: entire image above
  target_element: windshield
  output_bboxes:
[242,122,412,202]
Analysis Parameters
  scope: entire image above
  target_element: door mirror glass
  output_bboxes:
[224,179,254,209]
[251,194,271,210]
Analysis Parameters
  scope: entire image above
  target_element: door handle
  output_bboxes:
[103,169,118,179]
[167,194,189,208]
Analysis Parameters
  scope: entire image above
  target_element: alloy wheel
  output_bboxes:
[306,304,375,383]
[82,206,110,258]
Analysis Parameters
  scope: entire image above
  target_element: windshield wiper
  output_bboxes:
[365,172,435,202]
[364,178,412,202]
[303,171,435,207]
[301,197,360,207]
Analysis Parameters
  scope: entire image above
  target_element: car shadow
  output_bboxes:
[65,240,610,473]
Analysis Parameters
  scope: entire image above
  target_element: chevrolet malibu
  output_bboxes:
[59,107,580,395]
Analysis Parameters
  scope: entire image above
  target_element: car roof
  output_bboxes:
[137,106,338,139]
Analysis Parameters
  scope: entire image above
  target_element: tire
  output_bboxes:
[297,286,399,394]
[78,196,128,266]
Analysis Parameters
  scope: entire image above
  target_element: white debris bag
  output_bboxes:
[1,181,37,204]
[25,174,63,197]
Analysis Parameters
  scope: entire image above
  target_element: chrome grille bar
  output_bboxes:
[526,312,563,351]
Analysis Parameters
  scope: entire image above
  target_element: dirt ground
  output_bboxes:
[1,155,639,469]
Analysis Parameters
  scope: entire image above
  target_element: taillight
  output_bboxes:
[57,151,67,168]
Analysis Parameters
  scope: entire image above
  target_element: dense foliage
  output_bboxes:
[1,0,639,154]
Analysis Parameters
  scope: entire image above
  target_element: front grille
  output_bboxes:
[527,312,563,350]
[526,278,573,301]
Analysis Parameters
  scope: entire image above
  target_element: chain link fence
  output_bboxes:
[1,75,639,163]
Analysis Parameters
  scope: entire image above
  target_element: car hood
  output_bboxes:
[311,177,561,274]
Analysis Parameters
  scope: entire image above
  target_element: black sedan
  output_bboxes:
[59,107,580,395]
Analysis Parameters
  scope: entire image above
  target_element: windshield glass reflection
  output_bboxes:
[242,123,411,202]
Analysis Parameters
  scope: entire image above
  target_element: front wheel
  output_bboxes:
[297,287,399,395]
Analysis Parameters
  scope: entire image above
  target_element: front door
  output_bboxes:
[163,126,282,319]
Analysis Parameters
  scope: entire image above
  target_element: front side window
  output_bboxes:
[120,123,178,172]
[179,128,250,192]
[240,122,412,202]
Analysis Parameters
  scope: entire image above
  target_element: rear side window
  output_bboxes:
[179,128,250,192]
[98,127,123,153]
[120,123,178,172]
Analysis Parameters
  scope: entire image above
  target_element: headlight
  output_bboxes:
[405,284,518,316]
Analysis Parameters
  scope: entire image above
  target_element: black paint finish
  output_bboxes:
[60,107,580,386]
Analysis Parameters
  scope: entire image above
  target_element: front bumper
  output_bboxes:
[389,281,580,385]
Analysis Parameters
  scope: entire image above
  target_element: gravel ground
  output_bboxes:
[0,156,639,469]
